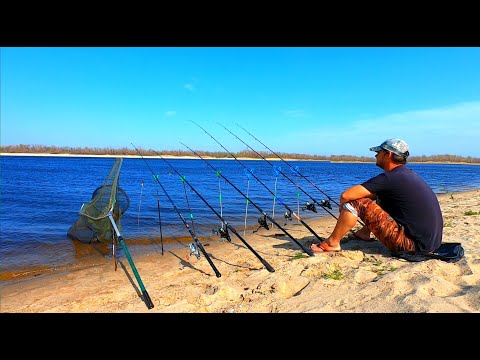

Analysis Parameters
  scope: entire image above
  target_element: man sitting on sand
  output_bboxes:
[311,138,443,254]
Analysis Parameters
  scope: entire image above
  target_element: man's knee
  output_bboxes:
[346,198,377,223]
[342,202,358,217]
[347,198,374,213]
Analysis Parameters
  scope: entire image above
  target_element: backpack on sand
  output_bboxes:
[391,242,464,263]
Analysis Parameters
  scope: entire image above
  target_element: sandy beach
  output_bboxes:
[1,189,479,313]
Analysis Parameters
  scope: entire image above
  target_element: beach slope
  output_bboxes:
[1,190,479,313]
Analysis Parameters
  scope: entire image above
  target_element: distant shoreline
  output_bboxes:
[0,152,319,161]
[1,152,479,165]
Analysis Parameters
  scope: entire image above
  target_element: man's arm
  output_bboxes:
[339,185,376,208]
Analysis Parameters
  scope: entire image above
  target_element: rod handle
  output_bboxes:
[142,290,154,309]
[303,246,314,256]
[262,260,275,273]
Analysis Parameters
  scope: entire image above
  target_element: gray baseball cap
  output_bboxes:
[369,138,409,158]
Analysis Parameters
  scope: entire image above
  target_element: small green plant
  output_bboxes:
[322,266,344,280]
[290,252,308,261]
[371,265,397,275]
[364,257,383,266]
[444,221,453,228]
[464,210,480,216]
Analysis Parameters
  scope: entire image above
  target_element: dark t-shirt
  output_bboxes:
[361,165,443,252]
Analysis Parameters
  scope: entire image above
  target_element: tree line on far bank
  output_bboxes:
[1,144,479,164]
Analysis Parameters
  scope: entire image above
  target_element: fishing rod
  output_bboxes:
[180,141,314,256]
[132,143,221,278]
[218,123,339,221]
[152,150,275,272]
[236,123,340,205]
[107,209,155,309]
[191,121,325,244]
[236,123,366,227]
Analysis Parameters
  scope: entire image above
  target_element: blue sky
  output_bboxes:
[1,47,479,157]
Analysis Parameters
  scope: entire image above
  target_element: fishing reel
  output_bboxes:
[319,199,332,209]
[253,214,269,233]
[212,225,232,242]
[302,201,317,213]
[284,210,292,225]
[189,243,201,259]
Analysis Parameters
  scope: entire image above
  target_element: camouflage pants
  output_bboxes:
[348,198,416,252]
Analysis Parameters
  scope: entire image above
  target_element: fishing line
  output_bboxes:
[289,166,301,225]
[296,192,300,225]
[217,170,224,231]
[154,178,190,250]
[152,174,185,253]
[180,141,314,256]
[222,122,338,220]
[136,178,167,255]
[235,122,366,227]
[243,167,254,237]
[272,165,280,227]
[150,149,275,272]
[180,175,197,236]
[155,189,164,255]
[132,143,221,278]
[192,121,324,243]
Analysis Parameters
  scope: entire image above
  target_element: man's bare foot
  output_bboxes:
[346,225,374,242]
[347,231,375,242]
